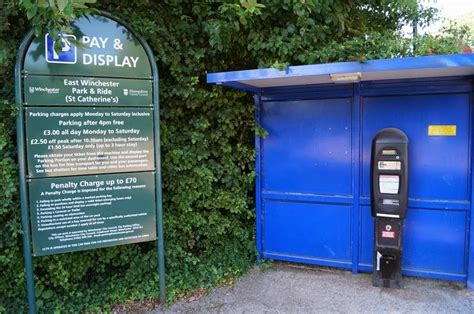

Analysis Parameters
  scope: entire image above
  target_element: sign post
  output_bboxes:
[15,12,165,312]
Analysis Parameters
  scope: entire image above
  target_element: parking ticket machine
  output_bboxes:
[371,128,408,288]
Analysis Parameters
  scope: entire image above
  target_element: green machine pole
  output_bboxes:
[16,112,37,314]
[150,54,166,306]
[15,29,37,314]
[153,75,166,305]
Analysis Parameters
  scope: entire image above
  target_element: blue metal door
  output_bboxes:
[257,78,473,283]
[359,89,471,281]
[260,95,354,268]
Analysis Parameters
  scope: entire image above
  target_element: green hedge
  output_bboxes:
[0,0,466,311]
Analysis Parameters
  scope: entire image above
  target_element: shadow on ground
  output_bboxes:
[156,263,474,313]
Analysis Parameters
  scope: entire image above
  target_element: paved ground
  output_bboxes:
[158,263,474,313]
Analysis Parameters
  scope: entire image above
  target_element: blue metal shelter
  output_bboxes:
[208,54,474,287]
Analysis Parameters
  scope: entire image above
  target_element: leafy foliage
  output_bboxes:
[19,0,96,43]
[0,0,469,311]
[415,22,473,55]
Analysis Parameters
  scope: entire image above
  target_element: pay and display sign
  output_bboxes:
[18,13,160,256]
[16,12,166,311]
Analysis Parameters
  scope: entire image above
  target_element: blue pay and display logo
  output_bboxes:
[45,33,77,64]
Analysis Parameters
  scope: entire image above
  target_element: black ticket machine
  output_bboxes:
[371,128,408,288]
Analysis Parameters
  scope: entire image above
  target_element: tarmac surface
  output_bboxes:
[158,263,474,313]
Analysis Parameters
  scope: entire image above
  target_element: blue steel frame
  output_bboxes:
[470,85,474,288]
[351,83,361,275]
[207,54,474,92]
[255,93,263,262]
[250,76,474,285]
[208,55,474,286]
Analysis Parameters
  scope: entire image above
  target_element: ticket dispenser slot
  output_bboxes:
[371,128,408,289]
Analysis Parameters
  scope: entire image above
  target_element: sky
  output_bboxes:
[430,0,473,19]
[418,0,474,34]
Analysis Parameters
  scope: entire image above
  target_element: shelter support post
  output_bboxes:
[351,83,361,274]
[468,89,474,289]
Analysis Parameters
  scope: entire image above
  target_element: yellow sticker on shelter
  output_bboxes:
[428,125,456,136]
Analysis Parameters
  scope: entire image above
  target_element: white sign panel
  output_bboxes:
[379,175,399,194]
[378,161,401,170]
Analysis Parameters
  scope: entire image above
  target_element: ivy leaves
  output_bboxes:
[19,0,96,47]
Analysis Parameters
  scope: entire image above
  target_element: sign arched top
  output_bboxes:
[22,14,153,78]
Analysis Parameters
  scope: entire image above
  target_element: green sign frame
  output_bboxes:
[15,11,165,313]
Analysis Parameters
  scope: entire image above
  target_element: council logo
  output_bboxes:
[45,33,77,64]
